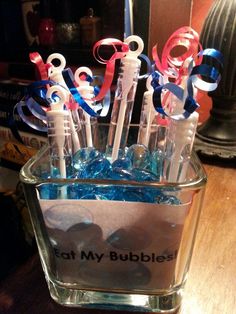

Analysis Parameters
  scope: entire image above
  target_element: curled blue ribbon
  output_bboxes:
[15,80,58,133]
[24,97,47,121]
[138,54,153,80]
[152,48,223,119]
[16,100,48,132]
[187,48,223,95]
[26,80,55,106]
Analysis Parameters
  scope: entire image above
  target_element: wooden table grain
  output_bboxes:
[0,162,235,314]
[181,163,236,314]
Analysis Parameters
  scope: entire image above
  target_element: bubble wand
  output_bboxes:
[164,112,199,182]
[46,85,72,180]
[138,75,161,149]
[47,53,82,153]
[151,47,223,182]
[74,67,97,147]
[106,35,144,161]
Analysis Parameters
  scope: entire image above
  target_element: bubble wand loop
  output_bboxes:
[46,53,83,153]
[107,35,144,162]
[46,53,69,92]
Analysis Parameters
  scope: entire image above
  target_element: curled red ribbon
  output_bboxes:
[92,38,129,102]
[152,26,203,82]
[29,52,51,81]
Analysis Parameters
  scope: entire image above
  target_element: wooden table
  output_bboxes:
[0,161,235,314]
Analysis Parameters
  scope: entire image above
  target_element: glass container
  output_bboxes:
[20,126,207,313]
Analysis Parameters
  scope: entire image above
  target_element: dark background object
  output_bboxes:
[0,0,26,50]
[38,0,56,47]
[195,0,236,160]
[0,190,35,281]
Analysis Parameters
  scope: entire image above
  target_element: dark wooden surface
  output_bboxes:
[0,162,235,314]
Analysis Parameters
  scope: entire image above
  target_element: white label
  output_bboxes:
[39,199,191,290]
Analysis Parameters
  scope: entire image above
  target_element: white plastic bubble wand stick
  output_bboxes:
[46,85,72,180]
[107,35,144,162]
[168,57,195,116]
[137,75,159,148]
[165,111,199,182]
[74,67,97,147]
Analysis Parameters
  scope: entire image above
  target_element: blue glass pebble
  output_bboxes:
[73,147,102,170]
[155,194,181,205]
[126,144,150,169]
[108,168,134,181]
[92,186,117,200]
[51,166,61,178]
[67,222,103,241]
[74,147,101,163]
[151,149,164,180]
[113,187,154,203]
[107,186,124,201]
[39,170,52,179]
[81,156,112,179]
[67,222,105,253]
[80,193,109,200]
[40,144,182,205]
[106,227,151,250]
[47,227,73,250]
[131,168,159,182]
[67,184,92,199]
[112,157,132,170]
[38,184,58,199]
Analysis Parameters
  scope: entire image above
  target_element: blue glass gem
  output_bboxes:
[126,144,150,169]
[80,193,109,200]
[51,166,61,178]
[81,156,112,179]
[109,168,134,181]
[67,184,92,199]
[113,187,154,203]
[155,194,181,205]
[67,222,103,244]
[73,147,102,171]
[92,186,117,200]
[47,227,73,248]
[112,157,132,170]
[151,149,164,180]
[106,226,151,250]
[131,168,159,182]
[38,184,59,199]
[67,222,105,254]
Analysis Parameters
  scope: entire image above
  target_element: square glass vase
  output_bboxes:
[20,142,206,313]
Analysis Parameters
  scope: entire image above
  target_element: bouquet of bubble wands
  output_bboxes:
[16,27,223,187]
